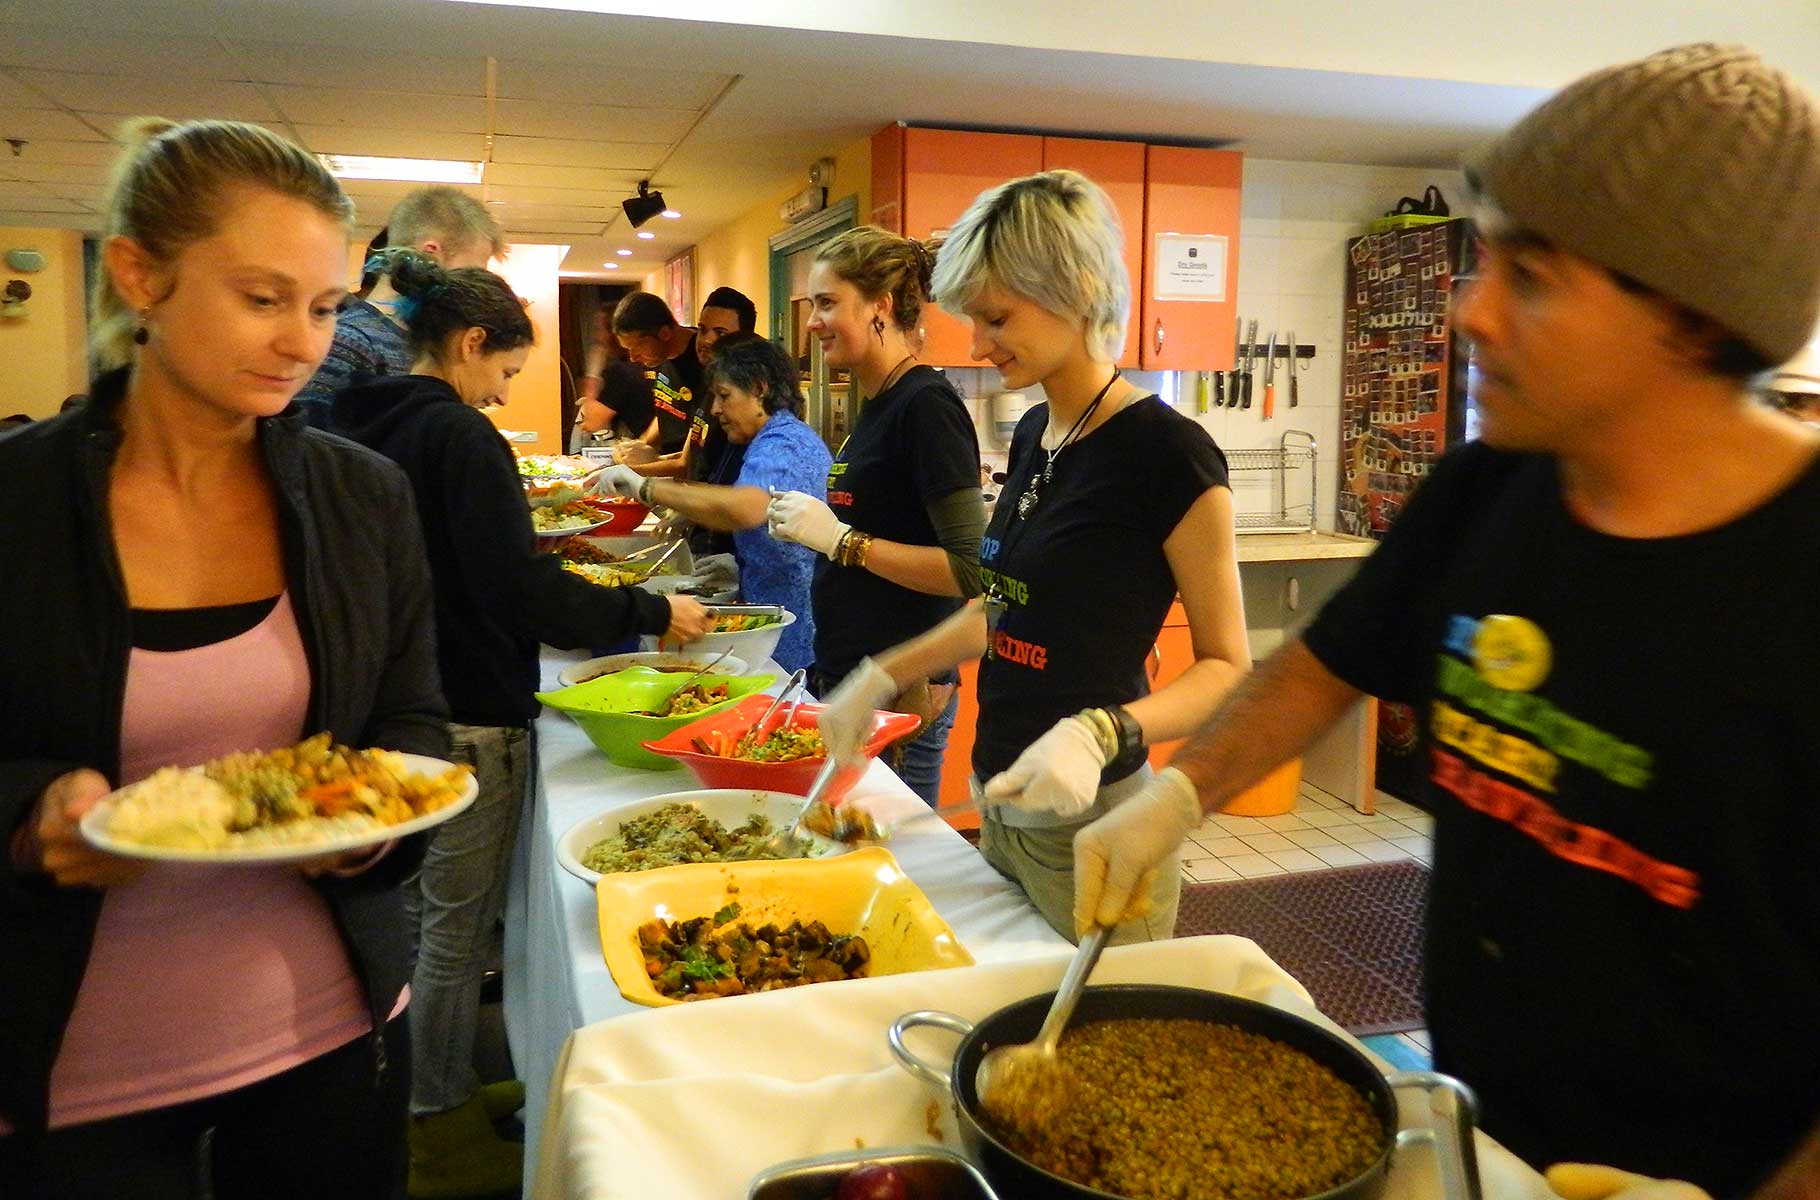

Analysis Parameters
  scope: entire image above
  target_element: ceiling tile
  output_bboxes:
[489,202,619,223]
[0,110,106,140]
[266,87,486,134]
[492,99,696,144]
[5,161,109,186]
[0,208,101,229]
[8,69,273,120]
[500,220,607,236]
[228,44,486,96]
[6,140,117,166]
[0,26,245,77]
[0,69,43,106]
[485,162,641,192]
[0,194,89,213]
[0,180,56,201]
[480,181,621,206]
[489,135,666,172]
[492,61,730,111]
[291,125,487,160]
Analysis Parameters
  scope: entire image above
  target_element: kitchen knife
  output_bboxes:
[1229,318,1244,406]
[1214,369,1226,408]
[1288,331,1300,407]
[1241,318,1259,409]
[1196,370,1210,414]
[1261,331,1278,419]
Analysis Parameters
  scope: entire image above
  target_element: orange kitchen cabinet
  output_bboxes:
[1140,145,1243,371]
[1041,136,1146,370]
[869,125,1045,366]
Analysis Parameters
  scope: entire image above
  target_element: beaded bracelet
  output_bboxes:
[638,476,656,505]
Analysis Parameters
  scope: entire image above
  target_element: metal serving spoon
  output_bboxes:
[649,647,733,716]
[974,925,1111,1129]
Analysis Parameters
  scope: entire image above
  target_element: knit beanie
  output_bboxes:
[1468,44,1820,366]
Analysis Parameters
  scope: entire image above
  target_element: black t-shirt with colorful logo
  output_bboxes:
[974,397,1227,783]
[649,335,704,454]
[810,366,979,681]
[1302,441,1820,1193]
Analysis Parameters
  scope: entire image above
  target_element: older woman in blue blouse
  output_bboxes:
[591,332,828,672]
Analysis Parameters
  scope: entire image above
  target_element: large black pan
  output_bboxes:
[890,984,1481,1200]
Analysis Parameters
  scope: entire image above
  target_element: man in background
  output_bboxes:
[1071,43,1820,1198]
[295,186,504,429]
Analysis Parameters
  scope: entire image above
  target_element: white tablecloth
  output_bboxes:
[534,934,1552,1200]
[503,650,1070,1182]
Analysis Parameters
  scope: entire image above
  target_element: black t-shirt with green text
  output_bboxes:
[811,366,979,682]
[1301,440,1820,1193]
[974,397,1226,782]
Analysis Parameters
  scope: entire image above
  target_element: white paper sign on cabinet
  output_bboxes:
[1153,233,1228,302]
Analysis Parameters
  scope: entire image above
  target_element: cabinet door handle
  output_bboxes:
[1153,319,1165,357]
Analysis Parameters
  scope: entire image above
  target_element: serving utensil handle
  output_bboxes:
[1388,1071,1483,1200]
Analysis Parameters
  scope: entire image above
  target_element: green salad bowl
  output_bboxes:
[536,666,777,769]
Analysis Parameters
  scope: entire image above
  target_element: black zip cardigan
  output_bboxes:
[0,369,450,1170]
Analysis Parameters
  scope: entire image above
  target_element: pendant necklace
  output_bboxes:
[1017,371,1119,519]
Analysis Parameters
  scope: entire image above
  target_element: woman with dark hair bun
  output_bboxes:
[333,248,711,1196]
[591,331,829,672]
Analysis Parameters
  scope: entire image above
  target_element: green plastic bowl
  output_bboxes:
[535,667,776,769]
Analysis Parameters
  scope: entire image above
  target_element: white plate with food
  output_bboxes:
[81,735,478,864]
[556,790,846,886]
[556,651,751,689]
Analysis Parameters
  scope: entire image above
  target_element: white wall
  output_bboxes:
[944,157,1467,533]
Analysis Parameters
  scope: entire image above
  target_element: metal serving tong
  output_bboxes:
[733,669,808,756]
[650,647,734,716]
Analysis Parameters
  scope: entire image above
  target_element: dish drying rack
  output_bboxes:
[1226,430,1318,534]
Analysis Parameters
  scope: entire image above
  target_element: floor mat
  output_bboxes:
[1173,860,1429,1036]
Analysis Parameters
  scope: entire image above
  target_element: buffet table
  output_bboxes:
[503,649,1070,1183]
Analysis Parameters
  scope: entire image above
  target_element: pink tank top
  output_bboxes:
[49,592,395,1129]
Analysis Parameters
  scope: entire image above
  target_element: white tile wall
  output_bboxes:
[944,158,1468,531]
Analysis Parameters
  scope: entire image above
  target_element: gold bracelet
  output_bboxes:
[832,529,854,566]
[1087,708,1122,760]
[850,532,874,569]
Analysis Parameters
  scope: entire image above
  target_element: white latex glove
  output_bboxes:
[767,490,849,559]
[587,464,646,501]
[1546,1164,1712,1200]
[1073,766,1202,936]
[981,716,1107,819]
[690,552,739,591]
[817,658,897,763]
[652,509,693,542]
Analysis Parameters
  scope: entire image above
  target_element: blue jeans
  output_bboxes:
[895,689,958,807]
[403,723,531,1116]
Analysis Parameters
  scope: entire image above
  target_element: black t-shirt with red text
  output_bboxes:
[974,397,1226,783]
[811,366,978,681]
[1301,440,1820,1193]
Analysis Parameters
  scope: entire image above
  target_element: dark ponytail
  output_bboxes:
[374,246,534,360]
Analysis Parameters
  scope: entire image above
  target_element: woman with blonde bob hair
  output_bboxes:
[813,170,1251,944]
[0,118,446,1197]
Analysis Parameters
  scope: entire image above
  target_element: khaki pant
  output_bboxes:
[977,769,1180,947]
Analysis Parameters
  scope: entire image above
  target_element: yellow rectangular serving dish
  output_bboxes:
[596,846,974,1007]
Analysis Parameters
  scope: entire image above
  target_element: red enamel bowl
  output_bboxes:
[642,694,921,803]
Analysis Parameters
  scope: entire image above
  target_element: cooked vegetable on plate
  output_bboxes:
[100,733,471,852]
[578,801,808,875]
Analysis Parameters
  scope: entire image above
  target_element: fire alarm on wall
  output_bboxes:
[808,157,834,188]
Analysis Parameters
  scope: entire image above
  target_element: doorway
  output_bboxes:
[767,196,857,451]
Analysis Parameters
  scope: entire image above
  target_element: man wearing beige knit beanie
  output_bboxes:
[1072,43,1820,1200]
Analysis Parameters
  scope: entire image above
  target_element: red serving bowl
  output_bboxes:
[580,496,650,534]
[642,694,921,802]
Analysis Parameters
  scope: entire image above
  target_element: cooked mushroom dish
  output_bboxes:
[637,902,871,1001]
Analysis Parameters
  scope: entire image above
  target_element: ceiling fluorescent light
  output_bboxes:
[319,154,484,185]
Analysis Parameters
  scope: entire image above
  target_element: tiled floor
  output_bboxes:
[1179,782,1436,1068]
[1178,783,1434,884]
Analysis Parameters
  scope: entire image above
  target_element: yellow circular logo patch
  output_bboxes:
[1472,614,1551,691]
